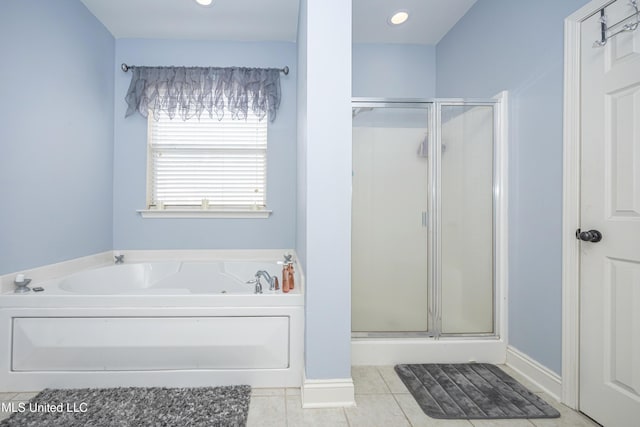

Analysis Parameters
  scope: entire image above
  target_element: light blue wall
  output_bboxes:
[436,0,590,374]
[0,0,114,275]
[298,0,352,380]
[353,43,436,98]
[113,40,297,250]
[297,0,309,270]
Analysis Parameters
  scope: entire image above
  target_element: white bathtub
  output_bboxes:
[0,255,304,391]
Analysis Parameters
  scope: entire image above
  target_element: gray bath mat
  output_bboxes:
[394,363,560,420]
[0,385,251,426]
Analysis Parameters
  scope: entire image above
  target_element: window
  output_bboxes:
[143,111,269,218]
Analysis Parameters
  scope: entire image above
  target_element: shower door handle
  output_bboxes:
[421,211,428,228]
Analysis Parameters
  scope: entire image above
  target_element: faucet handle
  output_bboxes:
[256,270,276,291]
[14,275,32,293]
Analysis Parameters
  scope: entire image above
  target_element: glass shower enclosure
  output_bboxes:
[352,99,499,338]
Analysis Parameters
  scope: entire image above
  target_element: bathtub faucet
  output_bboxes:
[14,274,32,293]
[255,270,276,293]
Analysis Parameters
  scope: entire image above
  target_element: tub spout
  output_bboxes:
[255,270,275,292]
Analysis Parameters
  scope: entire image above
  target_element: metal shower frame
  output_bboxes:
[351,97,505,341]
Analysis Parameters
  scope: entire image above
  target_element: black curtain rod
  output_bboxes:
[120,63,289,75]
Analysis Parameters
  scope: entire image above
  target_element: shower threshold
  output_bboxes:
[351,333,506,365]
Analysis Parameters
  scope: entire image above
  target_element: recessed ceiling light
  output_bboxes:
[389,10,409,25]
[195,0,213,6]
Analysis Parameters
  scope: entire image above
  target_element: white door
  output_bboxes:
[580,1,640,426]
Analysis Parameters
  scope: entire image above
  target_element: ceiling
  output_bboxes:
[353,0,477,45]
[81,0,476,44]
[80,0,300,41]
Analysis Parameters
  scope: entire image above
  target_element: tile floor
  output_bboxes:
[0,366,601,426]
[247,366,601,427]
[0,392,40,422]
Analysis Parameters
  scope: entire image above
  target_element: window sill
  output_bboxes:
[137,209,272,219]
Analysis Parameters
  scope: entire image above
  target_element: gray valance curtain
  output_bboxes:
[124,66,281,122]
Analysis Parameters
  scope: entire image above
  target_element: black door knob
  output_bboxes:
[576,229,602,243]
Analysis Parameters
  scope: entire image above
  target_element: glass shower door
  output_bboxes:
[439,104,495,334]
[351,104,431,333]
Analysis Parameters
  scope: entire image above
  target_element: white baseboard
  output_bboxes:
[352,338,507,366]
[301,377,355,408]
[506,346,562,400]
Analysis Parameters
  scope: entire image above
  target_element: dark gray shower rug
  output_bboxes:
[0,385,251,427]
[394,363,560,420]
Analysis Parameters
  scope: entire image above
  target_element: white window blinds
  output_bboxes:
[147,112,267,210]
